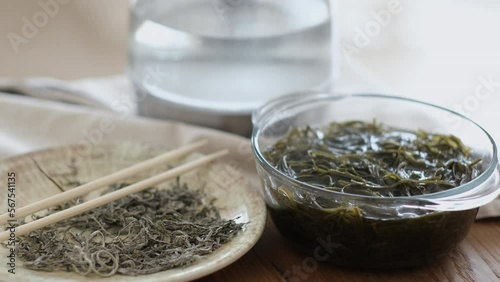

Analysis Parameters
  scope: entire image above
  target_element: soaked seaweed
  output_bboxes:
[269,192,478,268]
[263,120,483,268]
[265,120,482,197]
[16,181,243,276]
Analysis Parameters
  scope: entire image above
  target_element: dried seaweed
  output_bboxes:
[16,181,244,277]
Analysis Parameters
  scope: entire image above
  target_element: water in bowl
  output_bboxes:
[130,0,332,112]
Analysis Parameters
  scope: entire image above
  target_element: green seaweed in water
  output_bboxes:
[265,120,482,197]
[263,120,483,268]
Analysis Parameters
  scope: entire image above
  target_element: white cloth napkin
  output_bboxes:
[0,75,135,114]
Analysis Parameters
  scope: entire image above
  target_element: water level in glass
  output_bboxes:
[130,0,332,112]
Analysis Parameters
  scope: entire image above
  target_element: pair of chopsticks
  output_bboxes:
[0,140,227,242]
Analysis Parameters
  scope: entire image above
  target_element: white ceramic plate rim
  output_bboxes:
[0,143,267,281]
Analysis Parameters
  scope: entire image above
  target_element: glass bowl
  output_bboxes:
[251,93,500,268]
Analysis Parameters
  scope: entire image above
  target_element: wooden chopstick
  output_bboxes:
[0,140,207,226]
[0,149,228,242]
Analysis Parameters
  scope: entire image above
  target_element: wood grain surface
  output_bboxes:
[197,216,500,282]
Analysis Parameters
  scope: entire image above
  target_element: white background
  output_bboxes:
[0,0,498,141]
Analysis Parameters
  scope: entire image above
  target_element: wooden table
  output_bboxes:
[197,216,500,282]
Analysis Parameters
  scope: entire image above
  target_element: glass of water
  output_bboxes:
[129,0,333,134]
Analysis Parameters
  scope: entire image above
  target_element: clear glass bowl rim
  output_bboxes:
[251,92,500,204]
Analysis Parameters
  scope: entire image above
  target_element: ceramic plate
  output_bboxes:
[0,142,266,281]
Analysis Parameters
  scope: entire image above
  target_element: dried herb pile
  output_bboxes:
[16,182,243,277]
[265,120,482,197]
